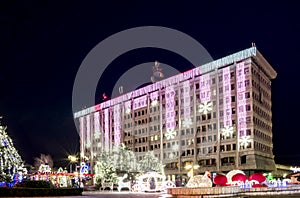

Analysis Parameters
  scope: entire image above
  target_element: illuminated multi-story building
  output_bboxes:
[74,46,277,179]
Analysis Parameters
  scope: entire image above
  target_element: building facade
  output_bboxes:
[74,46,277,179]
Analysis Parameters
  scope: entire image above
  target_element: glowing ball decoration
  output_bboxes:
[226,170,245,184]
[213,174,228,186]
[248,172,266,183]
[232,173,247,183]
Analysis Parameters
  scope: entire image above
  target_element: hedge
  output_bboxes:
[0,187,83,197]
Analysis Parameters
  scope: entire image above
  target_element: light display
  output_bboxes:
[165,129,177,140]
[150,91,158,106]
[104,108,109,152]
[182,118,192,128]
[133,95,147,110]
[221,126,234,138]
[239,136,251,148]
[124,101,131,114]
[199,101,213,115]
[74,47,257,119]
[113,104,121,146]
[165,86,176,139]
[0,124,23,183]
[236,61,249,148]
[199,73,211,102]
[182,81,191,128]
[80,162,89,174]
[94,112,100,139]
[223,67,232,127]
[79,117,84,157]
[86,115,91,148]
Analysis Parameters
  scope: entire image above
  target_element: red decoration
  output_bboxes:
[102,93,108,100]
[232,173,247,182]
[248,172,266,183]
[213,174,227,186]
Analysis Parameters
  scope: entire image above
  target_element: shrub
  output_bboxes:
[14,180,55,188]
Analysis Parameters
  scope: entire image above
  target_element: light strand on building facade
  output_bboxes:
[124,101,131,114]
[150,91,158,106]
[93,111,101,139]
[199,71,212,115]
[113,104,121,146]
[223,67,232,127]
[236,61,250,148]
[133,95,147,110]
[79,117,84,157]
[182,80,192,128]
[104,108,109,152]
[86,115,91,148]
[165,85,176,140]
[74,47,257,119]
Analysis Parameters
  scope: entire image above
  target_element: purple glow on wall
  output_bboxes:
[199,73,211,102]
[86,115,91,147]
[104,108,109,152]
[183,81,190,119]
[133,95,147,110]
[236,61,247,137]
[113,104,121,146]
[165,85,176,131]
[223,67,232,127]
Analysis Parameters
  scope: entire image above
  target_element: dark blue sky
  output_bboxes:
[0,1,299,167]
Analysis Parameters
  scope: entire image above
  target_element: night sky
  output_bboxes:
[0,1,299,167]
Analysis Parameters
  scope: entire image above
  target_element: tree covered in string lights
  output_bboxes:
[94,145,164,186]
[112,143,138,173]
[94,152,118,184]
[0,121,23,182]
[138,151,163,173]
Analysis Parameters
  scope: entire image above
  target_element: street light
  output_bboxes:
[68,155,78,173]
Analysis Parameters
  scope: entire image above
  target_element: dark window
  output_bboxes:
[241,155,246,164]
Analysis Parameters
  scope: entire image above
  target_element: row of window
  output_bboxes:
[253,104,271,121]
[251,65,271,88]
[253,116,272,131]
[254,141,272,153]
[254,129,272,142]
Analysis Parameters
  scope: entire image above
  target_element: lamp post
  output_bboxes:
[68,155,78,173]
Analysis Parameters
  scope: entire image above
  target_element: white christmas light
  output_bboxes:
[125,108,131,114]
[94,131,101,139]
[182,118,192,128]
[165,129,176,140]
[151,100,158,107]
[221,126,234,138]
[239,135,251,148]
[199,101,212,114]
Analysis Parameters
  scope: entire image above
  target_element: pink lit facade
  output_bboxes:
[75,46,277,177]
